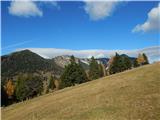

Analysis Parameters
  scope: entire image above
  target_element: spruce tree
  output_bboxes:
[88,56,101,80]
[109,53,132,74]
[60,55,87,88]
[15,74,26,101]
[142,53,149,65]
[109,53,120,74]
[123,56,132,70]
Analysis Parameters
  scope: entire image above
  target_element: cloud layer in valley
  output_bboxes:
[16,46,160,63]
[132,3,160,33]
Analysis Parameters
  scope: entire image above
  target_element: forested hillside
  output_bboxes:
[1,50,63,84]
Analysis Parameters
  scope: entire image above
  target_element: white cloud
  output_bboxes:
[132,3,160,33]
[8,1,43,17]
[16,46,160,63]
[40,1,60,10]
[84,1,118,21]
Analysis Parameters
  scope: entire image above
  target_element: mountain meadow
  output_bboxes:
[2,62,160,120]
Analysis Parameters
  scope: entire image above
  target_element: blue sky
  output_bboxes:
[1,1,159,57]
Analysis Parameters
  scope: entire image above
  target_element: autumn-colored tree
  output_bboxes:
[107,56,115,75]
[5,79,15,99]
[137,53,149,66]
[137,54,144,65]
[54,79,60,90]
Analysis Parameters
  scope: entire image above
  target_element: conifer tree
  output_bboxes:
[109,53,121,74]
[123,56,132,70]
[15,75,26,101]
[60,55,87,88]
[88,56,101,80]
[133,58,139,67]
[109,53,132,74]
[142,53,149,65]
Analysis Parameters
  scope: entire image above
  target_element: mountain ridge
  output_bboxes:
[1,49,137,84]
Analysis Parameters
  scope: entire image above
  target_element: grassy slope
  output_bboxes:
[2,63,160,120]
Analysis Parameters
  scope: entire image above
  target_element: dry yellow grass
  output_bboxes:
[2,63,160,120]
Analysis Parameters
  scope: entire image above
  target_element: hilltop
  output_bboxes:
[2,63,160,120]
[1,50,63,84]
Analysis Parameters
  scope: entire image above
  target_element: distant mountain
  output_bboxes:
[53,56,110,71]
[53,55,74,68]
[53,55,90,70]
[120,54,136,63]
[1,50,63,84]
[1,49,136,85]
[96,58,110,66]
[1,50,91,84]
